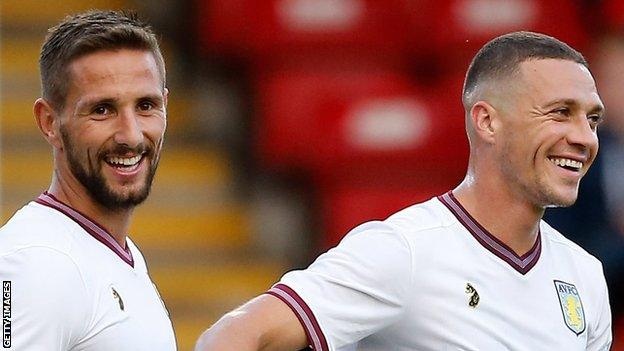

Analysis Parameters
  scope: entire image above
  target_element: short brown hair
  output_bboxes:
[40,10,166,111]
[462,31,587,108]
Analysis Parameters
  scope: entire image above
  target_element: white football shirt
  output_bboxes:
[0,192,177,350]
[268,192,612,350]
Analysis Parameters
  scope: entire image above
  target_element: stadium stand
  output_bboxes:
[1,0,621,347]
[196,0,623,346]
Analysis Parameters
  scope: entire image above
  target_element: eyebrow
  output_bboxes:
[139,94,165,104]
[77,94,164,109]
[73,97,116,115]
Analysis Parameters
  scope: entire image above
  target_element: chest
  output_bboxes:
[367,245,593,350]
[73,259,176,350]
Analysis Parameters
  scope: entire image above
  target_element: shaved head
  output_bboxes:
[462,32,587,114]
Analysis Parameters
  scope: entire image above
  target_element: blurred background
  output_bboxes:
[0,0,622,349]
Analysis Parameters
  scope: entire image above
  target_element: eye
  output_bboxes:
[587,114,604,130]
[137,100,155,112]
[552,107,570,116]
[587,114,601,123]
[92,104,112,116]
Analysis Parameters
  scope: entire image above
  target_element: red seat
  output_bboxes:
[255,68,414,172]
[255,67,468,178]
[409,0,589,72]
[316,179,458,250]
[197,0,412,61]
[603,0,624,31]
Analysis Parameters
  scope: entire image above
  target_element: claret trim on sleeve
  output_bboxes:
[266,283,329,351]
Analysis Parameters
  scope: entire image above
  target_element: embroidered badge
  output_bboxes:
[111,287,125,311]
[465,283,480,308]
[554,280,585,335]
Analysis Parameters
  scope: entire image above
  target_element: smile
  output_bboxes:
[105,154,144,168]
[548,157,583,172]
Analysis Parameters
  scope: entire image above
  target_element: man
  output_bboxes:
[0,11,176,350]
[196,32,612,350]
[546,34,624,325]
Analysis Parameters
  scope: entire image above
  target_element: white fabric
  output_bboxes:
[0,201,177,350]
[277,195,612,350]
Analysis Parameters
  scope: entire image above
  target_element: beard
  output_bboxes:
[60,126,161,211]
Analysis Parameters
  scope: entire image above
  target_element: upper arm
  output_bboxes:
[197,223,413,351]
[0,247,91,350]
[196,293,308,351]
[277,226,413,348]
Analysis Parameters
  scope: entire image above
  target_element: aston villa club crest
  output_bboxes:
[554,280,585,335]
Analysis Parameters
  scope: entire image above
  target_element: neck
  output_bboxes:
[453,174,543,256]
[48,175,132,248]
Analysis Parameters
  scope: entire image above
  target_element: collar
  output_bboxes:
[35,192,134,267]
[438,191,541,275]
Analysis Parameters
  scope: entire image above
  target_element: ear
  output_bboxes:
[34,98,62,149]
[163,87,169,107]
[469,101,499,144]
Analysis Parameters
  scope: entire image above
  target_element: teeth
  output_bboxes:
[107,155,142,166]
[549,157,583,170]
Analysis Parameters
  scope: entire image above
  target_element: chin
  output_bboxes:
[95,182,152,210]
[542,192,578,208]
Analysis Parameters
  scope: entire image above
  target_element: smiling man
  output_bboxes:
[0,11,176,350]
[196,32,612,350]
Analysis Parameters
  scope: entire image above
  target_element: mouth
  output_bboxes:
[547,157,583,172]
[104,154,145,173]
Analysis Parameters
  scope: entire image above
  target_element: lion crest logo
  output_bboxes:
[554,280,585,335]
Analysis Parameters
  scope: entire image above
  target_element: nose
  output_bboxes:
[566,115,598,152]
[113,108,144,148]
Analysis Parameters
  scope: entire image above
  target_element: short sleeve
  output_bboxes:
[586,267,613,351]
[0,247,91,350]
[268,222,413,350]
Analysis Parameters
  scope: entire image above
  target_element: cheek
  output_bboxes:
[531,124,568,156]
[142,118,166,141]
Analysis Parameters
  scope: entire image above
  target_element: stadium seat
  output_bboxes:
[409,0,589,72]
[255,67,468,178]
[316,178,459,250]
[602,0,624,31]
[197,0,412,61]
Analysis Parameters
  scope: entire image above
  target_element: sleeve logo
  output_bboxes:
[554,280,585,335]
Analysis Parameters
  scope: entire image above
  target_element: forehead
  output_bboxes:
[66,49,162,92]
[517,59,601,106]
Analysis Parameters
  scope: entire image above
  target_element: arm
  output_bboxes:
[197,222,413,351]
[195,294,308,351]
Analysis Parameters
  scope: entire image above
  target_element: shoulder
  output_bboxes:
[540,220,603,270]
[0,202,80,255]
[540,220,608,302]
[0,202,92,290]
[0,245,90,308]
[357,196,452,234]
[0,245,92,348]
[306,197,452,278]
[374,196,457,244]
[326,196,455,262]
